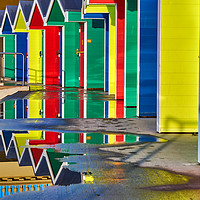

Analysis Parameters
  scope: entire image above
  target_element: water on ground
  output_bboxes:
[0,86,199,199]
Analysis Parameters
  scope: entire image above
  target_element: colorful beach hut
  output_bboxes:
[1,5,28,83]
[4,5,28,83]
[28,0,60,86]
[0,6,16,81]
[13,0,43,87]
[46,0,105,90]
[0,8,15,120]
[0,6,26,119]
[83,3,116,97]
[84,0,126,101]
[27,0,59,160]
[45,0,105,120]
[13,1,43,123]
[157,0,199,132]
[28,0,59,115]
[45,0,81,120]
[83,3,123,118]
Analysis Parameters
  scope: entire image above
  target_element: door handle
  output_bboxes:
[39,109,43,116]
[39,51,43,57]
[57,50,62,57]
[76,48,84,56]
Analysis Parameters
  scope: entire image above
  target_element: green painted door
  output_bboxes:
[87,19,104,89]
[64,133,79,144]
[4,101,15,119]
[64,23,79,88]
[126,0,138,117]
[1,35,15,80]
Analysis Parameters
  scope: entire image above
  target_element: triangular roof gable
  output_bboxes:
[28,0,50,28]
[28,1,45,28]
[2,15,13,34]
[13,9,27,32]
[14,134,29,157]
[46,0,83,24]
[45,0,65,24]
[1,6,18,33]
[13,1,34,31]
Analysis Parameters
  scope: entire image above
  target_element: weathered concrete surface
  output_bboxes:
[50,118,157,135]
[0,86,29,100]
[100,133,200,177]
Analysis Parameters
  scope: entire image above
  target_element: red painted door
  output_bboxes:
[78,24,85,144]
[45,26,60,86]
[79,23,84,88]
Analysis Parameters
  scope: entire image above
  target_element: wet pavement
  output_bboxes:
[0,86,199,199]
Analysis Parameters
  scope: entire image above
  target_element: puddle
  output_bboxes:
[0,89,171,199]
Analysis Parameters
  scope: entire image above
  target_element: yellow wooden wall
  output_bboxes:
[158,0,199,132]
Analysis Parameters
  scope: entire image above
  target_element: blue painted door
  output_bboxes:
[16,99,27,118]
[139,0,158,117]
[16,33,28,82]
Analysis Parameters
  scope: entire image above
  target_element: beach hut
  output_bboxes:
[137,0,158,117]
[0,6,25,119]
[84,1,137,118]
[66,5,104,90]
[0,6,16,81]
[45,0,81,120]
[27,0,59,161]
[0,10,14,122]
[0,9,15,121]
[157,0,199,132]
[83,3,120,118]
[84,0,126,100]
[13,0,43,87]
[46,0,105,90]
[28,0,60,87]
[83,4,116,96]
[45,0,105,120]
[13,1,43,140]
[1,5,28,83]
[28,0,60,117]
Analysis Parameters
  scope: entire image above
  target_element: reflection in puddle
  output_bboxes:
[0,89,192,199]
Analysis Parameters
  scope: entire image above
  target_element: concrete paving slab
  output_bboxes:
[100,134,200,177]
[0,86,29,100]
